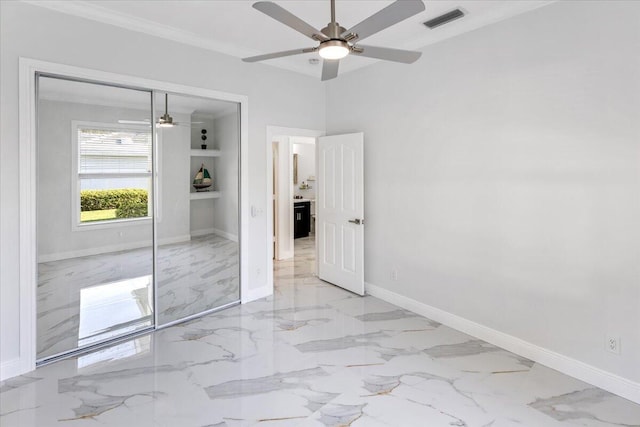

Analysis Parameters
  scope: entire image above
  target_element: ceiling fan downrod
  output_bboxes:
[330,0,335,24]
[157,93,174,127]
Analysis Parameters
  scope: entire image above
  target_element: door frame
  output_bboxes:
[10,57,249,380]
[265,126,324,293]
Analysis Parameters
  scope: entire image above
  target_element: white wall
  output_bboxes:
[326,0,640,386]
[213,112,239,240]
[157,112,191,243]
[274,136,293,260]
[190,112,215,150]
[0,1,325,374]
[293,139,316,199]
[36,99,191,260]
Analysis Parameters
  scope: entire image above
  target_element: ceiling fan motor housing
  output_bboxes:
[158,113,174,126]
[321,22,347,40]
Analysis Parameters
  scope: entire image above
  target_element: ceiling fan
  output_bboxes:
[118,94,204,128]
[242,0,426,81]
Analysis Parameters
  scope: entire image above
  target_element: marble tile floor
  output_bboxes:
[37,234,239,359]
[2,236,639,426]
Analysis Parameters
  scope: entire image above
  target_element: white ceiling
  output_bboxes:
[27,0,555,79]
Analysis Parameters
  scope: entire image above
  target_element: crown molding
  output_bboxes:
[22,0,557,80]
[21,0,320,78]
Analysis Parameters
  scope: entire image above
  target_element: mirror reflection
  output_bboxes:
[36,76,154,360]
[35,77,241,362]
[155,92,240,325]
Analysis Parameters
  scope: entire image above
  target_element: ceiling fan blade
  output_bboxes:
[253,2,328,41]
[243,47,316,62]
[352,45,422,64]
[321,60,340,81]
[344,0,425,43]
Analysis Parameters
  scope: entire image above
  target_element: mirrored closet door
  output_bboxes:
[36,76,155,361]
[36,76,242,363]
[154,92,240,326]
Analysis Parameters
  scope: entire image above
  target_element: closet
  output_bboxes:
[35,75,240,362]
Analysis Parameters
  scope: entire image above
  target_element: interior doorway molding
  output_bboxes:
[10,57,250,381]
[265,126,324,294]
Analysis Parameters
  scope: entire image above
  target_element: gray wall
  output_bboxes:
[0,1,325,367]
[326,1,640,382]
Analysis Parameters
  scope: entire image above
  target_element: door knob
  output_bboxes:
[348,218,363,225]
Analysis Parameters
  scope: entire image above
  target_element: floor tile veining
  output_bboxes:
[2,236,639,426]
[37,234,239,359]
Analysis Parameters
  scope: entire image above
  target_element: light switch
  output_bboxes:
[251,205,263,217]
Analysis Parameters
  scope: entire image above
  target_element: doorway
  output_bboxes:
[266,129,365,296]
[266,127,324,292]
[292,137,317,278]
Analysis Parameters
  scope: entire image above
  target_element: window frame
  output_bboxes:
[71,120,154,231]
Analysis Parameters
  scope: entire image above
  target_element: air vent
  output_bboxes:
[424,9,465,29]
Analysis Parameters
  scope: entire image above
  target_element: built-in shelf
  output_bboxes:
[190,191,220,200]
[190,149,221,157]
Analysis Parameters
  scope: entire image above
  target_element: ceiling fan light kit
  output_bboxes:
[157,93,175,128]
[243,0,426,81]
[157,113,174,128]
[318,40,349,60]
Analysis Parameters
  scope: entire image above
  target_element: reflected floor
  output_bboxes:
[3,236,639,426]
[37,234,239,360]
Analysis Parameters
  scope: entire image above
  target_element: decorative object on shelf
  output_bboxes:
[192,163,212,192]
[201,129,208,149]
[299,181,311,190]
[307,175,316,181]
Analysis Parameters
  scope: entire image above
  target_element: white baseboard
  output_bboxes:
[276,250,294,261]
[39,235,192,262]
[158,235,192,246]
[242,286,271,304]
[39,240,153,262]
[190,228,215,238]
[365,282,640,404]
[0,357,29,381]
[191,228,239,242]
[211,228,239,242]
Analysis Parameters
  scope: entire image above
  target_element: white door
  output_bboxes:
[317,132,364,295]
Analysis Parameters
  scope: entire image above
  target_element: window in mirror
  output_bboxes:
[74,122,152,226]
